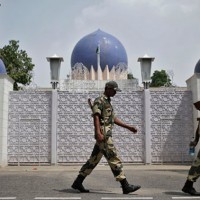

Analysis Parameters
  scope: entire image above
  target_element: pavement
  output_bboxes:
[0,163,198,200]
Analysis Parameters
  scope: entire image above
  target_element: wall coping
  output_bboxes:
[0,74,14,84]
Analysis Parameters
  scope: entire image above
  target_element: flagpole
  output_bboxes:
[96,43,101,90]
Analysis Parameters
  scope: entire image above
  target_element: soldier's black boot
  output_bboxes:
[71,175,89,193]
[182,180,200,195]
[120,178,141,194]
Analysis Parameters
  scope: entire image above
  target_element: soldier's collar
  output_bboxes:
[102,94,111,101]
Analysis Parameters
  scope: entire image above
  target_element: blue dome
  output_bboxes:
[0,59,7,74]
[71,29,128,72]
[194,59,200,73]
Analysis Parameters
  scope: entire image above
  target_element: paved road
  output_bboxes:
[0,165,199,200]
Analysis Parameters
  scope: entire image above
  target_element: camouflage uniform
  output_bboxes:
[187,123,200,182]
[188,151,200,182]
[79,94,126,181]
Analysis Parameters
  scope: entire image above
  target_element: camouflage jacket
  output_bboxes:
[92,94,115,137]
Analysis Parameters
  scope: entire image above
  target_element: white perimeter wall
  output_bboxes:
[7,88,194,165]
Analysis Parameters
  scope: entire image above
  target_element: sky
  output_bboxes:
[1,0,200,87]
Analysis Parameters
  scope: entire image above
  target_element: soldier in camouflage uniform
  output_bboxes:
[72,81,141,194]
[182,101,200,195]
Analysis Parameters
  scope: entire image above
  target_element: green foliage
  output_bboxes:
[0,40,35,90]
[127,73,135,79]
[150,70,172,87]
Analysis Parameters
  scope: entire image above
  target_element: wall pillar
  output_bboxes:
[0,74,14,166]
[51,90,58,165]
[186,73,200,153]
[144,89,152,164]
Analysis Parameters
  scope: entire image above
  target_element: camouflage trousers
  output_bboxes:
[187,149,200,182]
[79,137,126,181]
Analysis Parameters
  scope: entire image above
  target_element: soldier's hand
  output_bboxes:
[190,140,198,147]
[128,126,137,133]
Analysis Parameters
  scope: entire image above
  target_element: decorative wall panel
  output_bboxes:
[57,91,144,163]
[150,90,193,163]
[8,91,51,164]
[57,91,95,163]
[112,91,144,162]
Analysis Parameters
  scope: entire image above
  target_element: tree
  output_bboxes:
[0,40,35,90]
[127,72,136,79]
[150,70,172,87]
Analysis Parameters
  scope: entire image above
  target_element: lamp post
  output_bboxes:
[47,54,64,89]
[138,54,154,164]
[46,54,63,165]
[138,54,154,89]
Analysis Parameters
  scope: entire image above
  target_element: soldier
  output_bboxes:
[182,100,200,195]
[71,81,141,194]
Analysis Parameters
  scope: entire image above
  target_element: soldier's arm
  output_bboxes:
[193,122,200,146]
[114,117,137,133]
[93,114,104,143]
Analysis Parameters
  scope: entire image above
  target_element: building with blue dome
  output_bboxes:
[0,59,7,74]
[194,59,200,73]
[186,58,200,103]
[1,29,200,166]
[71,29,128,80]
